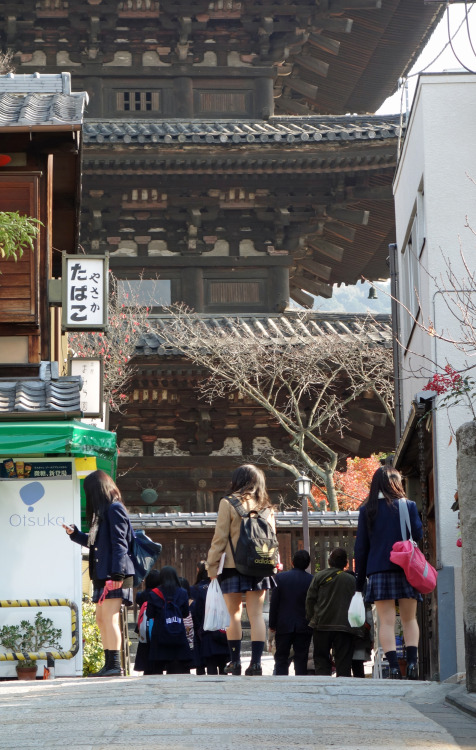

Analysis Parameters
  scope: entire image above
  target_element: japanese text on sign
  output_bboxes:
[66,257,106,327]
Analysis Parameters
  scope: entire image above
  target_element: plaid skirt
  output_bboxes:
[92,583,133,607]
[366,570,423,604]
[219,573,276,594]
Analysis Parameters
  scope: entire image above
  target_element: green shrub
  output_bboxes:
[0,612,62,668]
[82,596,104,677]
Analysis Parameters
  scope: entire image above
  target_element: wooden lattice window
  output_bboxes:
[198,91,247,115]
[116,91,160,112]
[208,281,260,304]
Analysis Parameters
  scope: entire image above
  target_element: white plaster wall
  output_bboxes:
[394,73,476,674]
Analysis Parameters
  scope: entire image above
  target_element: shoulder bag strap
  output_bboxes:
[398,498,414,543]
[225,494,248,518]
[224,495,243,565]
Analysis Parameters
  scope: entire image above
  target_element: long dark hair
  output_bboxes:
[362,465,405,532]
[83,469,123,526]
[195,561,209,585]
[229,464,270,510]
[158,565,181,596]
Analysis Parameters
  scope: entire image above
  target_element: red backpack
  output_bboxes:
[136,587,163,644]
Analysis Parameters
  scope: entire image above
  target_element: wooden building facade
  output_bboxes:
[0,72,87,397]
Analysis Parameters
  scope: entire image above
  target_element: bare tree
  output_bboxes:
[67,274,150,413]
[152,307,394,511]
[0,49,15,75]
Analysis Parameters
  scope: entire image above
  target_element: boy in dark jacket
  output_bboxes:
[305,547,356,677]
[269,550,313,676]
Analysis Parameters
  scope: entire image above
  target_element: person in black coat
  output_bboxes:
[190,562,229,675]
[147,566,191,674]
[64,470,135,677]
[268,550,313,676]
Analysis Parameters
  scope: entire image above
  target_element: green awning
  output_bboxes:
[0,420,117,475]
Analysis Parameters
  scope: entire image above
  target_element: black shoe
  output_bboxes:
[244,663,262,676]
[389,667,402,679]
[406,663,418,680]
[87,664,109,677]
[100,666,123,677]
[224,661,242,676]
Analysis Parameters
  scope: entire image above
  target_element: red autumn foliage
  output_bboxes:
[311,454,383,511]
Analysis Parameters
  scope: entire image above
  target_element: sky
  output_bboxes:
[377,2,476,116]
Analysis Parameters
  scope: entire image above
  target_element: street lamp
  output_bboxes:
[295,474,312,556]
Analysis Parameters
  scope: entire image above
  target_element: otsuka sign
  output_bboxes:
[0,458,83,677]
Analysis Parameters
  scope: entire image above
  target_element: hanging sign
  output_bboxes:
[68,357,103,417]
[62,253,109,331]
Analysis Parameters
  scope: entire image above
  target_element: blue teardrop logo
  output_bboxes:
[19,482,45,512]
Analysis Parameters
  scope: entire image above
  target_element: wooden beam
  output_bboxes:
[331,0,382,9]
[325,222,356,242]
[275,95,312,115]
[348,407,388,427]
[294,54,329,78]
[285,77,319,100]
[326,432,361,452]
[292,274,333,298]
[307,237,345,262]
[307,33,341,56]
[297,257,332,281]
[345,185,393,201]
[347,420,375,439]
[289,286,314,309]
[328,208,370,225]
[317,17,353,34]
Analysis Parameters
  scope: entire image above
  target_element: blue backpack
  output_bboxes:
[163,590,185,637]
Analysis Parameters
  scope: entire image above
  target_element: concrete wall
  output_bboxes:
[456,420,476,692]
[393,73,476,677]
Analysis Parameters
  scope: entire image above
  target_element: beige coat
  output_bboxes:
[207,495,276,579]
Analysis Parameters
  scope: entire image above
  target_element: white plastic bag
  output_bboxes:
[348,591,365,627]
[204,578,230,631]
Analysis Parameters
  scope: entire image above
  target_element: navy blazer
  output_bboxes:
[70,501,135,582]
[269,567,313,634]
[354,497,423,592]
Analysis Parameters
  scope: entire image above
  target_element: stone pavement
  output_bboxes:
[1,658,476,750]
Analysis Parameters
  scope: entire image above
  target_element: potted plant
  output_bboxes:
[0,611,62,680]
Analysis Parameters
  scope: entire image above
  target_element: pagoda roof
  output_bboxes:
[6,1,444,115]
[135,312,392,357]
[84,114,402,146]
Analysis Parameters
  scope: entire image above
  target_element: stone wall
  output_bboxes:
[456,419,476,693]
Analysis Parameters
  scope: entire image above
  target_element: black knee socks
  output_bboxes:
[385,650,399,669]
[228,639,241,662]
[406,646,418,664]
[251,641,265,665]
[109,650,121,670]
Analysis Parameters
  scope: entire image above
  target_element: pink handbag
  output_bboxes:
[389,499,438,595]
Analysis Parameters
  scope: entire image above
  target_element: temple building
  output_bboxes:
[3,1,444,511]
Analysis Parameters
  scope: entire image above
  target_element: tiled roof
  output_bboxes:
[136,312,392,357]
[84,115,403,146]
[0,376,83,414]
[130,510,358,530]
[0,93,87,127]
[0,73,88,127]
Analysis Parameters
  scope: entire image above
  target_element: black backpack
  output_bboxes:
[226,495,278,577]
